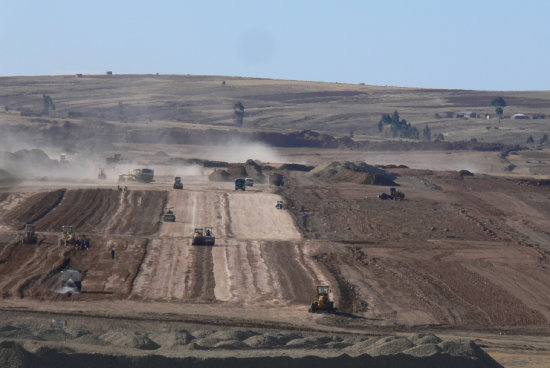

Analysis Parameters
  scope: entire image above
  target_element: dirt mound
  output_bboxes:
[308,161,396,186]
[208,169,232,182]
[98,330,160,350]
[208,161,267,183]
[0,332,503,368]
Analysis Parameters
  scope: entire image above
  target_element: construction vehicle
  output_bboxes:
[98,168,106,180]
[235,178,246,191]
[245,177,254,187]
[309,285,335,313]
[163,208,176,222]
[275,200,284,210]
[105,153,121,165]
[173,176,183,189]
[192,227,215,246]
[20,224,37,244]
[118,168,155,183]
[390,187,405,200]
[57,268,82,294]
[378,187,405,200]
[59,226,77,246]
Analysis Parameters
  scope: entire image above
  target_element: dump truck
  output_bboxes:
[192,227,215,246]
[235,178,246,191]
[309,285,335,313]
[173,176,183,189]
[163,208,176,222]
[20,224,37,244]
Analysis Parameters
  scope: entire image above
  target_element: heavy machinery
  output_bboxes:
[105,153,122,165]
[308,285,335,313]
[245,177,254,187]
[118,168,155,183]
[378,187,405,201]
[173,176,183,189]
[58,226,79,246]
[390,187,405,200]
[20,224,37,244]
[56,268,82,294]
[275,200,284,210]
[163,208,176,222]
[98,168,106,180]
[235,178,246,191]
[192,227,215,246]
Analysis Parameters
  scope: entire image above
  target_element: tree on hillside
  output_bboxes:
[527,135,534,144]
[234,101,244,126]
[423,125,431,141]
[42,94,55,115]
[378,110,419,139]
[491,97,507,107]
[540,134,549,145]
[492,97,506,119]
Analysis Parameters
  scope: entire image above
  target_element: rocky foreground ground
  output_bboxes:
[0,323,502,368]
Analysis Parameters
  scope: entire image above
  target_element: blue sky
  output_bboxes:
[1,0,549,90]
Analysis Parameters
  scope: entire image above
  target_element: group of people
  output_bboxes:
[73,238,90,250]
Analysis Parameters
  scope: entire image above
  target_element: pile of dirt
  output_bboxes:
[208,160,267,183]
[307,161,396,186]
[0,326,503,368]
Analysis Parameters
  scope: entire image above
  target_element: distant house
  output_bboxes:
[456,111,477,118]
[75,73,83,78]
[106,71,113,75]
[512,113,529,119]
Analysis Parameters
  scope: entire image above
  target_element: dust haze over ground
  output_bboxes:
[2,75,550,367]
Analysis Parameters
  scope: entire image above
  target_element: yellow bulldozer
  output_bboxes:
[58,226,78,246]
[20,224,37,244]
[308,285,335,313]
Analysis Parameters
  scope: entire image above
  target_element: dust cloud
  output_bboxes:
[200,140,284,164]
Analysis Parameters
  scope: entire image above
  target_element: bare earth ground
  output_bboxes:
[1,75,550,366]
[0,156,549,366]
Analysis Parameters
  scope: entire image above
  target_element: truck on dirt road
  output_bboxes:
[173,177,183,189]
[235,178,246,191]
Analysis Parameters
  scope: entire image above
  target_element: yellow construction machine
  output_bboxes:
[58,226,78,246]
[308,285,335,313]
[20,224,37,244]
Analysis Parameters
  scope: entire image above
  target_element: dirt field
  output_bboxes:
[1,75,550,366]
[0,165,549,366]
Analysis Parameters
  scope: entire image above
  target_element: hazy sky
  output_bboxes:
[1,0,548,90]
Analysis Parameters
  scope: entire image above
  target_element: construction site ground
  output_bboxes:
[1,161,550,367]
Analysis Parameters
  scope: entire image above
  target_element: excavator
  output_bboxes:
[192,227,215,246]
[308,285,335,313]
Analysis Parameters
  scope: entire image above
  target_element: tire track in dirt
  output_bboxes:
[4,189,66,229]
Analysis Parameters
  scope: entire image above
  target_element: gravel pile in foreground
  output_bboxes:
[0,325,502,368]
